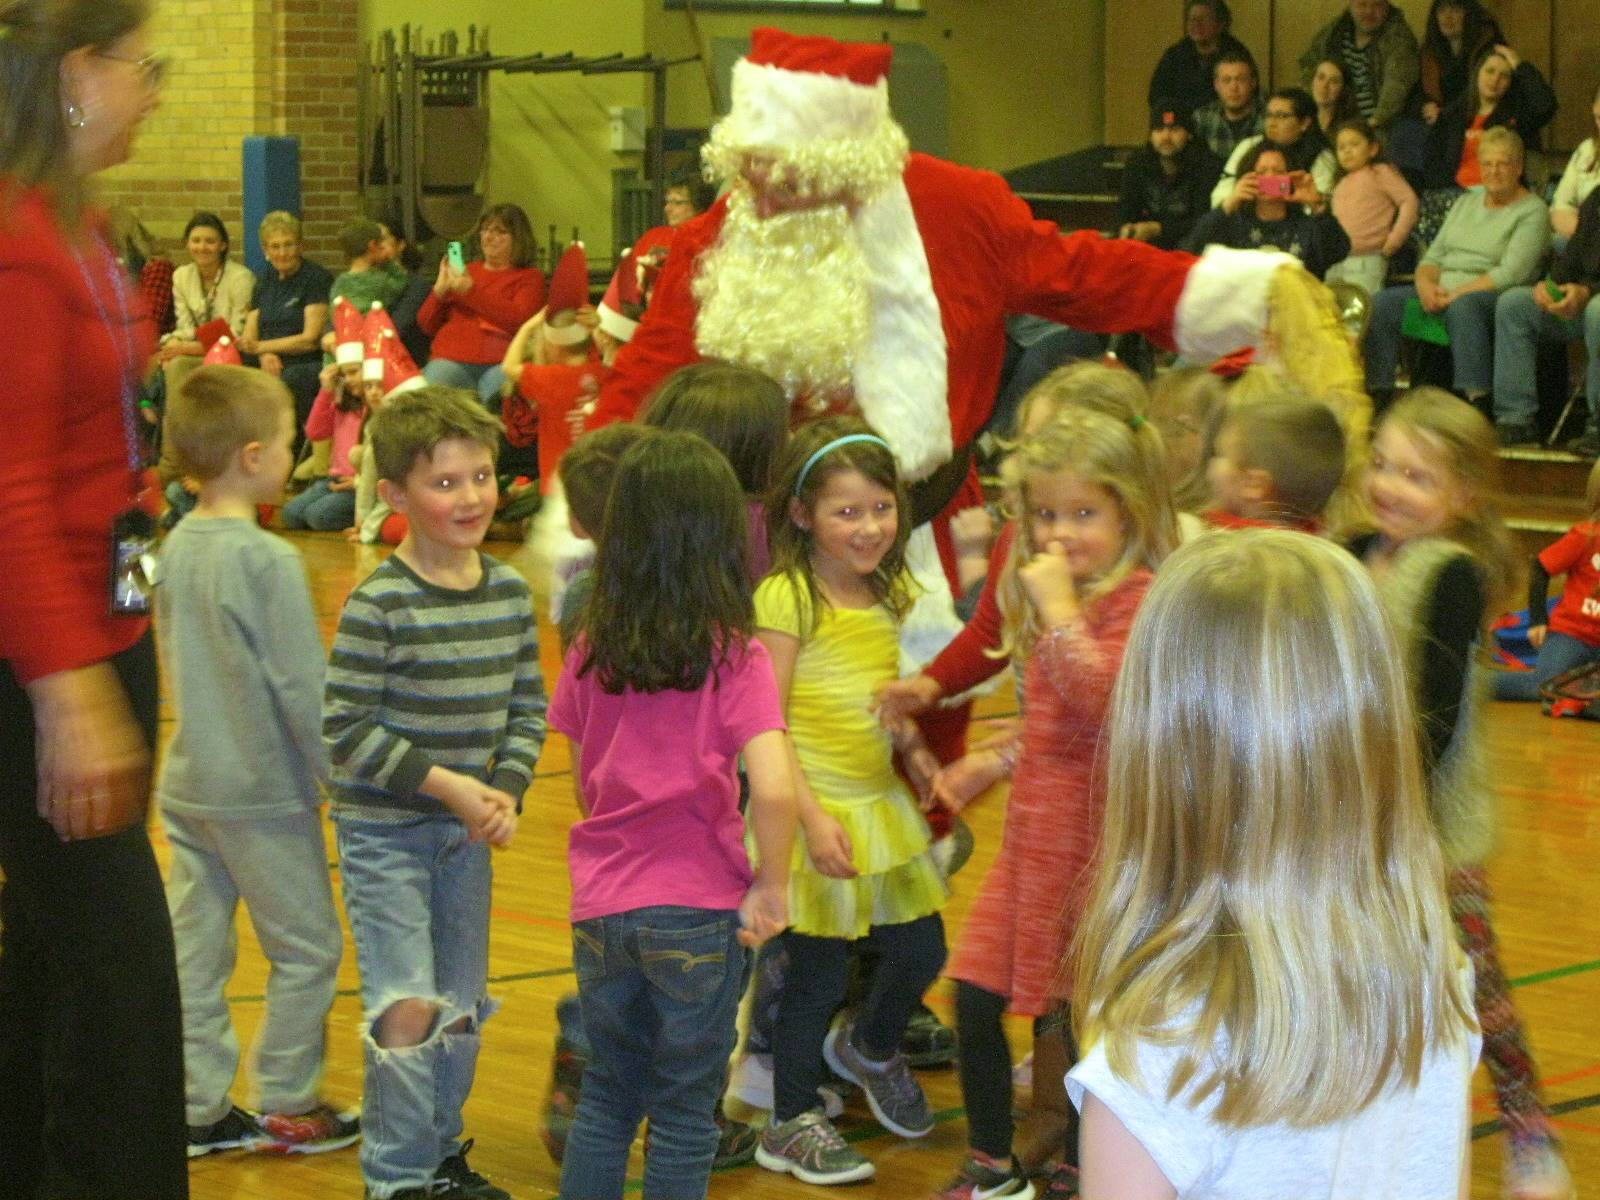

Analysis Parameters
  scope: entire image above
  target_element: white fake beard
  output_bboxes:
[692,187,872,402]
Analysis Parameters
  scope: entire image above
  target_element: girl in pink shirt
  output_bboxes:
[548,428,797,1200]
[282,361,368,531]
[1326,120,1420,298]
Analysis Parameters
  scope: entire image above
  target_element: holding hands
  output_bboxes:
[428,767,519,847]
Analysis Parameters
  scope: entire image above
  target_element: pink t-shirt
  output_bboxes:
[549,635,786,921]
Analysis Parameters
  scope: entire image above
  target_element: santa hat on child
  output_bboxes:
[362,303,425,398]
[596,249,644,344]
[542,241,590,346]
[332,297,365,365]
[202,334,242,366]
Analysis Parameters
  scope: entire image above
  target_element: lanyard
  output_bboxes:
[70,231,145,479]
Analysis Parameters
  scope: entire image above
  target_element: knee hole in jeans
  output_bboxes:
[371,996,441,1049]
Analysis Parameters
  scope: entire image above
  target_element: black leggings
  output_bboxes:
[956,981,1076,1161]
[772,913,946,1122]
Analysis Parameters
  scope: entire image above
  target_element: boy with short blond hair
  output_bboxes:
[324,385,547,1200]
[157,364,356,1158]
[1204,395,1347,531]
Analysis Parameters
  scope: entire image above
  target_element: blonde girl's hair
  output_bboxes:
[1382,387,1520,616]
[995,408,1175,660]
[1012,359,1149,441]
[1075,530,1474,1128]
[1147,367,1229,512]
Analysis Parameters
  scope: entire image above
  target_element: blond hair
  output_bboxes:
[1147,367,1229,512]
[1075,531,1474,1127]
[1380,388,1520,616]
[995,408,1175,659]
[166,365,291,481]
[258,210,301,244]
[1013,360,1148,440]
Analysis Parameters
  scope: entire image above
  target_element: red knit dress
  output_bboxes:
[946,569,1151,1016]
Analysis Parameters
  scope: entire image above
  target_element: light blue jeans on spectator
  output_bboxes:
[1491,286,1600,428]
[334,815,493,1198]
[421,357,507,407]
[1493,629,1600,704]
[1365,285,1499,395]
[281,478,357,531]
[559,906,749,1200]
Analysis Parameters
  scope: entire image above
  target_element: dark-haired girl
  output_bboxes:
[550,428,797,1200]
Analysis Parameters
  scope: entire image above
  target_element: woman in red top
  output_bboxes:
[418,202,546,405]
[0,2,188,1196]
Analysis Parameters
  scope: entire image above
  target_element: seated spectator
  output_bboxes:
[1551,83,1600,245]
[283,361,368,531]
[632,170,717,268]
[1492,183,1600,449]
[1212,87,1337,210]
[1326,119,1420,295]
[155,212,254,400]
[1311,58,1359,137]
[1191,50,1264,163]
[1364,127,1550,408]
[1299,0,1420,133]
[384,227,435,366]
[323,218,407,342]
[1414,0,1504,126]
[1423,44,1555,191]
[418,202,546,405]
[239,210,330,426]
[1147,1,1253,121]
[1117,105,1223,250]
[1184,143,1351,280]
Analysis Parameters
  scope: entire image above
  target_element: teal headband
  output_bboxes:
[794,433,892,497]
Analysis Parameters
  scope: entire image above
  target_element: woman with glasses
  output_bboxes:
[0,2,188,1197]
[1212,87,1337,212]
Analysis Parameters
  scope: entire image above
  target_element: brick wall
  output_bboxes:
[97,0,361,266]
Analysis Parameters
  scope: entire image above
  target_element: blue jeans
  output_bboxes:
[335,815,493,1198]
[422,357,508,407]
[1492,286,1600,427]
[281,478,356,531]
[1365,285,1498,395]
[559,906,749,1200]
[1493,629,1600,703]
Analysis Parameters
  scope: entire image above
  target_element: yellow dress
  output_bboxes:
[754,572,948,939]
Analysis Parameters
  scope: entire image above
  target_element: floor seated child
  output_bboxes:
[1069,531,1479,1199]
[1203,393,1346,532]
[156,364,354,1158]
[284,359,367,532]
[324,386,546,1200]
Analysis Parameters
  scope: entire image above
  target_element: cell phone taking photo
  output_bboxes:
[1256,173,1294,200]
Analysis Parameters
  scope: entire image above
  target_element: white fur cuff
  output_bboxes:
[1173,245,1295,363]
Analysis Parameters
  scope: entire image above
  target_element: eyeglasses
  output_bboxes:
[95,50,169,90]
[1265,109,1297,120]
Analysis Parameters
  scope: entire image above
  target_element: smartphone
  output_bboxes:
[447,240,466,274]
[1256,174,1293,200]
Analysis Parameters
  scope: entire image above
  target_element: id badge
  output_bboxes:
[110,508,158,615]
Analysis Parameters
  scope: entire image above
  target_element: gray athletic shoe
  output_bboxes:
[824,1022,935,1138]
[755,1109,875,1185]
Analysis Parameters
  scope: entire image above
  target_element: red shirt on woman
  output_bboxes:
[418,261,546,365]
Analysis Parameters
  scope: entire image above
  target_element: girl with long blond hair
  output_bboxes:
[924,407,1173,1200]
[1070,531,1478,1198]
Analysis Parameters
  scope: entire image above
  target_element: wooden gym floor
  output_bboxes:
[163,533,1598,1200]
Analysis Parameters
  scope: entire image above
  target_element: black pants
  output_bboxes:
[956,981,1077,1162]
[0,634,188,1199]
[772,913,946,1122]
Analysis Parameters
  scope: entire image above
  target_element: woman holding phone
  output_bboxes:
[1183,143,1350,279]
[418,202,547,405]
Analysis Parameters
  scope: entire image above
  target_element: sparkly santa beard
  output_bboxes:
[692,187,872,402]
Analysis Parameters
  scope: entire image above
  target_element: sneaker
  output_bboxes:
[714,1110,761,1169]
[1038,1161,1080,1198]
[755,1110,875,1185]
[186,1104,266,1158]
[539,1033,588,1163]
[435,1138,511,1200]
[256,1102,360,1155]
[824,1022,935,1138]
[1505,1138,1575,1200]
[1497,422,1542,447]
[925,1152,1036,1199]
[902,1003,957,1068]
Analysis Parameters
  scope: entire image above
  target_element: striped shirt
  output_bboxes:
[324,552,547,820]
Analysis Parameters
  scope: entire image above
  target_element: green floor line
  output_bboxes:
[226,964,576,1005]
[1508,958,1600,989]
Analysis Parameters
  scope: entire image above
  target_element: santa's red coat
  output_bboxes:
[595,152,1200,451]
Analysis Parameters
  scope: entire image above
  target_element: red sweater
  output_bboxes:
[418,261,546,365]
[0,190,155,683]
[924,522,1016,697]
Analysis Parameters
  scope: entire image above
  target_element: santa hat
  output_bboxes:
[202,335,242,366]
[727,27,893,147]
[543,241,590,346]
[596,249,644,343]
[194,318,231,351]
[361,303,424,398]
[331,297,365,365]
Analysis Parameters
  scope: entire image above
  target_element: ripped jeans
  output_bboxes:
[560,906,749,1200]
[335,814,495,1197]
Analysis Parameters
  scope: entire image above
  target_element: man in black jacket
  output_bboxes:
[1117,106,1224,251]
[1147,1,1254,120]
